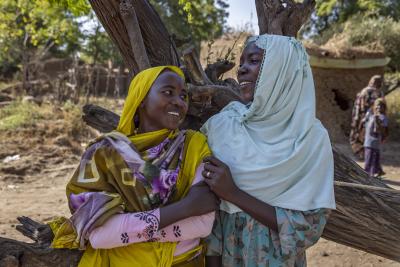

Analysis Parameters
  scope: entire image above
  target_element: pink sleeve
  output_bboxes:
[88,209,160,249]
[154,211,215,242]
[88,163,215,248]
[155,163,215,242]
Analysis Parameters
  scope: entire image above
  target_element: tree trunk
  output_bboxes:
[326,146,400,262]
[89,0,178,75]
[0,237,82,267]
[255,0,315,37]
[1,0,400,265]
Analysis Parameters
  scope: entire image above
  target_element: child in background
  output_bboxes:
[364,98,389,177]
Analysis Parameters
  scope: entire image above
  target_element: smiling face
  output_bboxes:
[237,42,264,104]
[137,70,188,133]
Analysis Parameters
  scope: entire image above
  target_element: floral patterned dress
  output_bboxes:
[206,208,330,267]
[51,130,213,267]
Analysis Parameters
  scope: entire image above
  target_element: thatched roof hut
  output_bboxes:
[305,43,390,142]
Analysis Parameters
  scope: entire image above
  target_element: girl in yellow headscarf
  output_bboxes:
[50,66,218,267]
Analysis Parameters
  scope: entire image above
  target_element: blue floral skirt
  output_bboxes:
[205,208,329,267]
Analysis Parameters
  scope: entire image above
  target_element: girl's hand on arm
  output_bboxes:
[157,163,217,241]
[89,164,219,248]
[202,156,278,231]
[201,157,240,201]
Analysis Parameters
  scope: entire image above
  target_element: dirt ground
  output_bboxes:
[0,102,399,266]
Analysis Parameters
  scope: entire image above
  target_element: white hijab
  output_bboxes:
[201,34,335,213]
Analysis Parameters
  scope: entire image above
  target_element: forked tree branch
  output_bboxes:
[204,60,235,83]
[89,0,178,74]
[182,47,213,86]
[120,0,151,71]
[255,0,315,36]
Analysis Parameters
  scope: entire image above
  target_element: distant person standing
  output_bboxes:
[350,75,384,159]
[364,98,389,177]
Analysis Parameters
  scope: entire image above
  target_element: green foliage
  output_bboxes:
[81,30,123,65]
[346,17,400,71]
[307,1,400,73]
[313,15,400,72]
[0,101,45,130]
[316,0,337,17]
[79,12,123,65]
[0,0,229,78]
[0,0,119,77]
[150,0,229,46]
[0,0,81,74]
[316,0,400,20]
[311,0,400,34]
[49,0,91,16]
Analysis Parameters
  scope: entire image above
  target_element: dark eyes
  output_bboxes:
[250,58,261,64]
[239,58,261,67]
[163,90,172,95]
[162,89,188,101]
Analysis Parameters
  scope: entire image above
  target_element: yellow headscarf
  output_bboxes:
[116,65,185,150]
[77,66,211,267]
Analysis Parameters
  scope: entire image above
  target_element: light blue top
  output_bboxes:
[201,34,336,213]
[364,110,388,149]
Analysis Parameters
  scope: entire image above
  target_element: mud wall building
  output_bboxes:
[306,45,389,142]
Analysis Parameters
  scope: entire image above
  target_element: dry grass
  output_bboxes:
[0,94,124,132]
[0,102,48,131]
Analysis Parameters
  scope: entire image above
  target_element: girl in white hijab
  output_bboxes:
[201,34,335,267]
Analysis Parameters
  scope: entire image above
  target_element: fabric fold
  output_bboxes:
[201,35,335,213]
[50,66,211,267]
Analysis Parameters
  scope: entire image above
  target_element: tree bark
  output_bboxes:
[0,237,82,267]
[326,146,400,262]
[182,47,213,86]
[255,0,315,37]
[89,0,178,75]
[119,0,151,71]
[204,60,236,83]
[82,104,120,132]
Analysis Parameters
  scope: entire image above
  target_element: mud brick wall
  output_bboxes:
[311,66,385,142]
